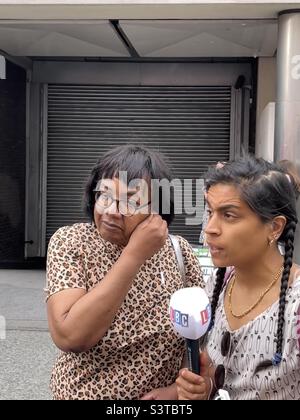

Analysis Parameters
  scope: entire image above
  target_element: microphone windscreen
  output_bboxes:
[169,287,211,340]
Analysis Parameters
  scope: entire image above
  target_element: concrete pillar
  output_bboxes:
[275,10,300,264]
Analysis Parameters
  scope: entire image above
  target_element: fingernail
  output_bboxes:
[181,369,188,377]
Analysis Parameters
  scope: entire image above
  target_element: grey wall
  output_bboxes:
[0,60,26,263]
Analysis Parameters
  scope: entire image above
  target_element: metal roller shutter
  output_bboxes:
[47,85,231,245]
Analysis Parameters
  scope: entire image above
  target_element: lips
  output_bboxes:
[207,243,224,255]
[102,221,122,231]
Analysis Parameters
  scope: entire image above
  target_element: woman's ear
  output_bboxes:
[270,216,287,241]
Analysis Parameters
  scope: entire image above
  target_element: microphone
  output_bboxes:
[169,287,211,375]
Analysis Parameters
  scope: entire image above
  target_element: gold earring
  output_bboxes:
[269,238,275,247]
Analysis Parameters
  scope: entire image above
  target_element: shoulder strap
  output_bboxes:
[169,234,186,285]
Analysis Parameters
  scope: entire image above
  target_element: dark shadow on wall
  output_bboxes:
[0,60,26,264]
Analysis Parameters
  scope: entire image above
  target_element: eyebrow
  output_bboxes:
[206,201,241,211]
[98,189,138,198]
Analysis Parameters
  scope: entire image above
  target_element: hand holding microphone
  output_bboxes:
[169,287,211,374]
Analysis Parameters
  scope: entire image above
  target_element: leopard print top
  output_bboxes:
[46,223,204,400]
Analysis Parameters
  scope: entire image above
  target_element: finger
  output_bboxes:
[159,219,168,236]
[200,350,214,377]
[137,214,154,228]
[164,227,169,240]
[149,215,166,233]
[177,387,192,400]
[180,368,205,385]
[176,372,206,394]
[177,386,206,401]
[159,219,168,232]
[177,380,206,396]
[151,214,163,223]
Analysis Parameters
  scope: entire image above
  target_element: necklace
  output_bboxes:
[228,266,284,319]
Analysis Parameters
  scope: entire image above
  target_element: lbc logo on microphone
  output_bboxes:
[170,305,210,327]
[170,308,189,327]
[200,305,210,325]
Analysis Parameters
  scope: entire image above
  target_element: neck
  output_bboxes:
[234,249,284,289]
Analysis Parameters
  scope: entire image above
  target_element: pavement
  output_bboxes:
[0,270,58,400]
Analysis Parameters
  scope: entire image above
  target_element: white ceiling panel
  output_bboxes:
[0,19,277,58]
[0,21,130,56]
[120,20,278,57]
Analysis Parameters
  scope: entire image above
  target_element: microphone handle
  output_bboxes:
[186,338,200,375]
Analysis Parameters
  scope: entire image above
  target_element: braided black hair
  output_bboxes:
[205,155,298,372]
[255,219,297,372]
[209,267,226,331]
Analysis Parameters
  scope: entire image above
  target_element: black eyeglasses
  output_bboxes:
[214,331,231,390]
[94,191,151,217]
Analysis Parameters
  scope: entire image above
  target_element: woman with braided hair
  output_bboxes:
[176,156,300,400]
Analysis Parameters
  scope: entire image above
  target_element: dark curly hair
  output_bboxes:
[84,144,175,226]
[205,155,298,372]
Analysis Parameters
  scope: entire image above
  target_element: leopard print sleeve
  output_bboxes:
[45,224,87,300]
[177,236,205,289]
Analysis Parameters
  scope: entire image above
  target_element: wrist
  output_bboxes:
[168,383,178,400]
[121,247,145,268]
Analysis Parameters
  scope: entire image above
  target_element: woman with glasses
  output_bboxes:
[176,156,300,400]
[46,144,203,400]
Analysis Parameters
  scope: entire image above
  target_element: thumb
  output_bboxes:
[199,350,212,378]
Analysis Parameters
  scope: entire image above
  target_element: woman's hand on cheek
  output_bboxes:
[124,215,168,263]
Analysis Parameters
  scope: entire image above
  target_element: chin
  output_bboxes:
[100,229,127,247]
[211,256,229,268]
